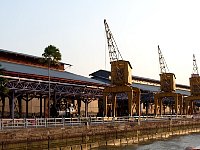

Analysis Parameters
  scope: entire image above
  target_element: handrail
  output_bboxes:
[0,115,193,130]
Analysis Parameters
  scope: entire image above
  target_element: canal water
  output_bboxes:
[96,133,200,150]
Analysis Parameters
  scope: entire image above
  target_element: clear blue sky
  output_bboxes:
[1,0,200,85]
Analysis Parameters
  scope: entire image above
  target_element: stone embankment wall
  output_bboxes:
[0,118,200,150]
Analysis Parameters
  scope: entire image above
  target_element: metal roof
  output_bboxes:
[0,61,107,86]
[132,83,190,96]
[132,83,159,92]
[0,49,71,66]
[0,49,42,60]
[0,61,191,95]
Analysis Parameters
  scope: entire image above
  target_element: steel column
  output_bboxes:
[103,93,107,117]
[190,101,194,114]
[160,98,162,116]
[154,94,158,115]
[136,90,141,116]
[85,99,88,117]
[26,94,29,118]
[77,99,81,116]
[17,96,22,118]
[127,91,133,116]
[44,97,46,118]
[175,94,178,115]
[9,97,12,118]
[11,91,15,119]
[112,93,116,117]
[40,95,43,117]
[45,97,49,118]
[1,95,5,118]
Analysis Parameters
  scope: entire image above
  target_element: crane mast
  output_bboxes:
[158,45,169,73]
[104,19,123,63]
[192,54,199,75]
[190,54,200,96]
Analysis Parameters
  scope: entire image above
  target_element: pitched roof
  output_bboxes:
[0,61,107,86]
[0,49,40,59]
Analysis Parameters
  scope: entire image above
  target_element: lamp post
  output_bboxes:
[42,45,62,117]
[48,58,51,118]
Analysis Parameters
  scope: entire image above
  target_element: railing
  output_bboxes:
[0,115,193,130]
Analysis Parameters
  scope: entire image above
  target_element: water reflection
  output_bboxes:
[96,133,200,150]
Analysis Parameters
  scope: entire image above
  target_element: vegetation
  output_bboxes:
[42,45,62,65]
[41,45,62,117]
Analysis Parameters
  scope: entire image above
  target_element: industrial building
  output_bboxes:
[0,48,192,118]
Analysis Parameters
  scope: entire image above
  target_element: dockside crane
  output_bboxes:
[154,45,183,116]
[103,19,140,117]
[189,54,200,96]
[185,54,200,114]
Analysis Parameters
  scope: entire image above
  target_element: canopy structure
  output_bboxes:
[0,49,107,118]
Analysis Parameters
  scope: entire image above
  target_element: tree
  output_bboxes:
[42,45,62,118]
[42,45,61,65]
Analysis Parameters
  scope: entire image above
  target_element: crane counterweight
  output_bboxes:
[158,45,176,92]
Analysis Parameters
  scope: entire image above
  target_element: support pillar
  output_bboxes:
[26,94,29,118]
[171,101,174,115]
[182,100,185,115]
[160,98,162,116]
[77,98,81,116]
[44,97,46,118]
[145,101,149,115]
[127,91,133,116]
[185,100,189,115]
[11,91,15,119]
[85,99,88,117]
[178,95,183,115]
[103,93,108,117]
[53,91,57,108]
[175,94,178,115]
[112,93,116,117]
[183,100,186,115]
[154,94,158,115]
[163,105,166,115]
[17,96,22,118]
[136,90,141,116]
[9,97,11,118]
[45,96,49,118]
[40,95,43,118]
[2,95,5,118]
[190,101,194,114]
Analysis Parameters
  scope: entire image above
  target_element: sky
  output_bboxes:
[1,0,200,86]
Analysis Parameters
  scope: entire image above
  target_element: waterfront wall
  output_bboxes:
[0,118,200,150]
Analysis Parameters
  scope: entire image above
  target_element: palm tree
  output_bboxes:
[42,45,61,65]
[42,45,61,118]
